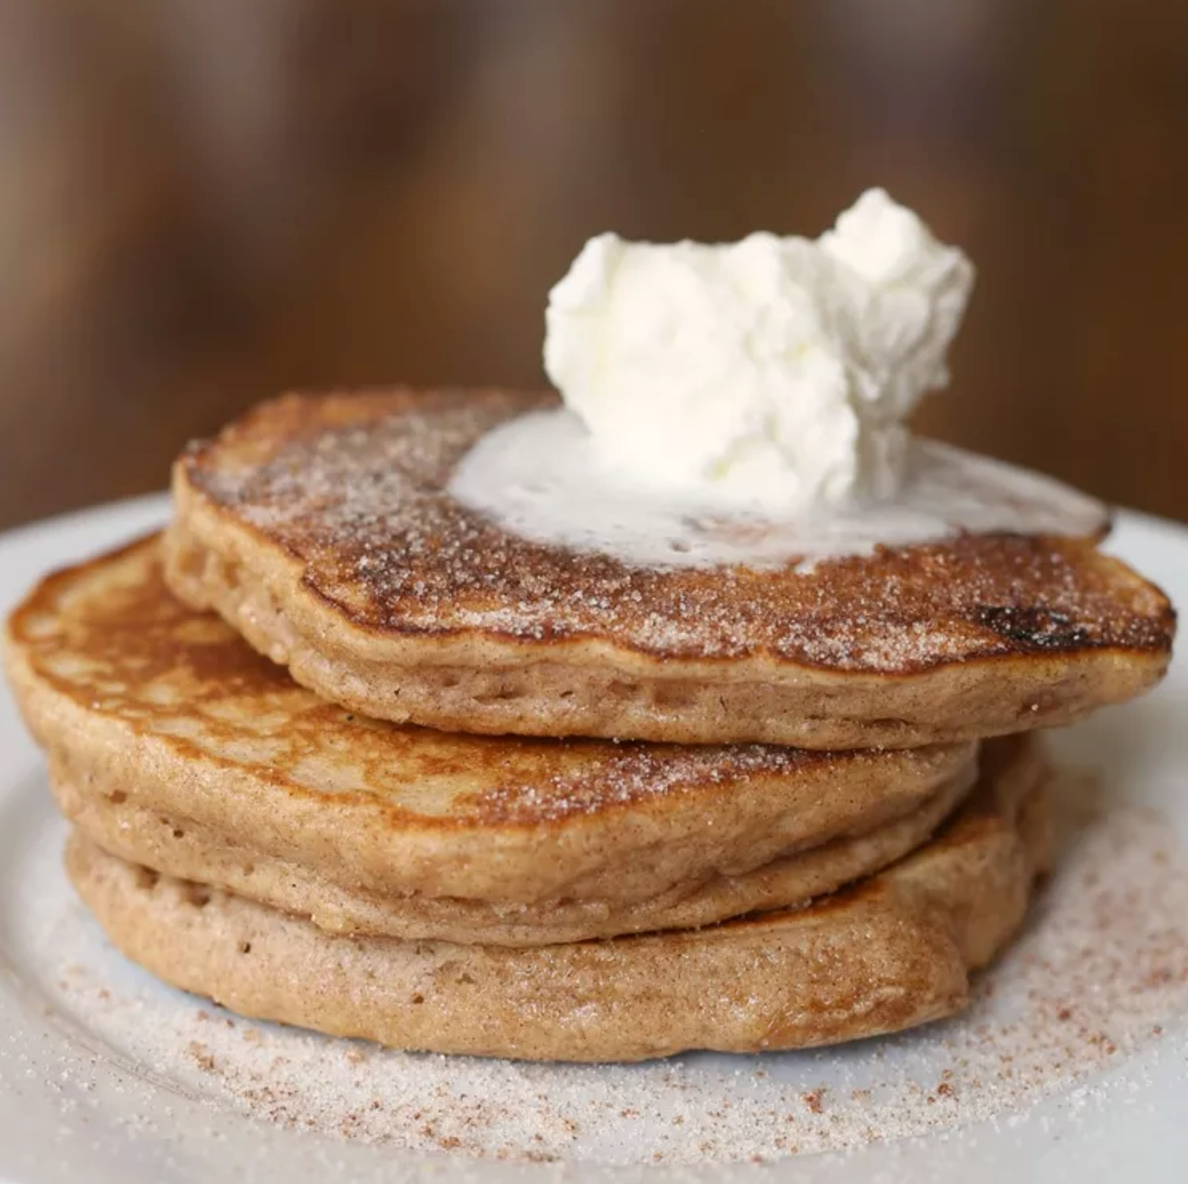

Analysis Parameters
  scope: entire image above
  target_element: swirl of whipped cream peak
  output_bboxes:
[543,188,975,512]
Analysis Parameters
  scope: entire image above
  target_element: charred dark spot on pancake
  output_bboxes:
[974,605,1094,652]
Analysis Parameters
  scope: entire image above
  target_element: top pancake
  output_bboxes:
[165,389,1175,747]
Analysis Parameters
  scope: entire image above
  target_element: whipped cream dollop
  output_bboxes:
[543,188,975,512]
[449,190,1106,570]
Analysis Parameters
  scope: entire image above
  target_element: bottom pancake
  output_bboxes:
[65,739,1050,1062]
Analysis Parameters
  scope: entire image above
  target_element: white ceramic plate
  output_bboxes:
[2,496,1187,1184]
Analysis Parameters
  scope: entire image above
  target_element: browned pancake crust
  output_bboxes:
[3,537,973,905]
[175,390,1171,665]
[164,390,1175,745]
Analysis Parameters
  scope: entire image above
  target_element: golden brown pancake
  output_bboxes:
[65,732,1050,1062]
[165,389,1175,747]
[3,536,974,913]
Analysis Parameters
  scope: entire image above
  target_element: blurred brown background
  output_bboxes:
[1,0,1186,531]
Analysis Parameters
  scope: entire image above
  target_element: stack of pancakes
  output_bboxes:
[4,391,1175,1062]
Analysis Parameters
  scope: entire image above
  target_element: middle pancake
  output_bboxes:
[51,764,973,945]
[7,536,977,939]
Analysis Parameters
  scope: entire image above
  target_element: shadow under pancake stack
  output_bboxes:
[2,390,1176,1062]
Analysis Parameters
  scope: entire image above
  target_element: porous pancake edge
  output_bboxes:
[4,538,975,904]
[64,738,1051,1062]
